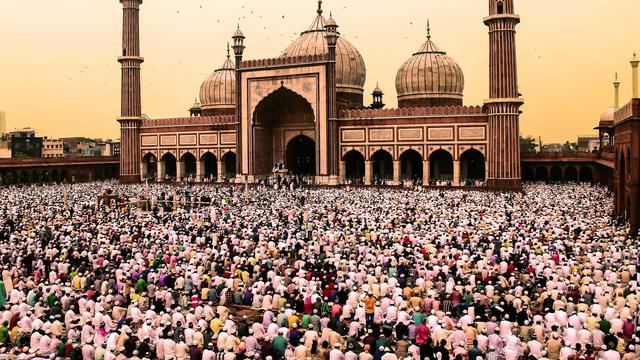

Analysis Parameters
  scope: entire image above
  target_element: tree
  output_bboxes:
[520,136,537,153]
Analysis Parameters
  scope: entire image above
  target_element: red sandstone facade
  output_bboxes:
[118,0,524,191]
[613,99,640,233]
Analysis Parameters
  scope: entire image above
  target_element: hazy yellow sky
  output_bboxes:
[0,0,638,143]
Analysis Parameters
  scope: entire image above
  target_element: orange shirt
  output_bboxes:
[363,296,376,314]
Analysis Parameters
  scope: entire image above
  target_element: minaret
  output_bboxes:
[631,52,639,98]
[232,25,245,180]
[484,0,523,191]
[325,10,339,184]
[614,73,620,109]
[117,0,144,183]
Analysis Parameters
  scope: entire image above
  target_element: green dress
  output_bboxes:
[0,281,6,307]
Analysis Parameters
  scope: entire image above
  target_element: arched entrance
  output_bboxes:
[371,150,393,182]
[460,149,486,184]
[523,166,535,181]
[550,166,563,182]
[619,151,626,218]
[20,171,29,184]
[180,153,197,180]
[343,150,365,183]
[161,153,177,180]
[252,87,315,176]
[286,135,316,176]
[202,152,218,181]
[535,167,548,181]
[51,170,60,183]
[565,166,577,182]
[142,153,157,179]
[222,152,237,180]
[400,150,423,181]
[429,149,453,183]
[579,166,593,183]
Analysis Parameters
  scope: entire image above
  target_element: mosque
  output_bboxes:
[117,0,524,191]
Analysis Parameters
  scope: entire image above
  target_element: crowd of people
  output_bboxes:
[0,181,636,360]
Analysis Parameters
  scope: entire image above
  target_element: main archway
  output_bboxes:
[286,135,316,176]
[252,87,315,176]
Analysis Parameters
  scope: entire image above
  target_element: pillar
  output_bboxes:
[453,160,461,186]
[364,160,372,185]
[157,161,165,181]
[393,160,401,186]
[217,161,224,182]
[117,0,144,184]
[177,161,185,182]
[339,161,346,184]
[140,161,147,180]
[421,160,429,186]
[196,161,203,182]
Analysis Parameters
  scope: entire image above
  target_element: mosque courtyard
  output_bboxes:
[0,182,636,358]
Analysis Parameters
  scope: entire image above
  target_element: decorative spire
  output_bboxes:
[226,42,230,59]
[614,72,619,84]
[427,19,431,40]
[317,0,323,16]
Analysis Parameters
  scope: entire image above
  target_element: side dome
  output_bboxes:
[199,48,236,116]
[599,107,615,127]
[395,24,464,108]
[280,5,366,97]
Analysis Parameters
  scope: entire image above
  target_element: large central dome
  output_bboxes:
[280,3,366,97]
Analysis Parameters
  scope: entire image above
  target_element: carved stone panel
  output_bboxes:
[428,127,454,141]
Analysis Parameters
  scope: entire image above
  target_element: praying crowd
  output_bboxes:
[0,181,637,360]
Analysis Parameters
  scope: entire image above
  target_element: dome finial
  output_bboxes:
[317,0,323,16]
[427,19,431,40]
[226,42,231,59]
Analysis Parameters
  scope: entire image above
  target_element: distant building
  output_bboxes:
[577,135,600,153]
[541,143,564,153]
[62,137,96,157]
[100,140,120,156]
[0,112,6,135]
[0,137,10,159]
[9,128,43,158]
[42,137,64,158]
